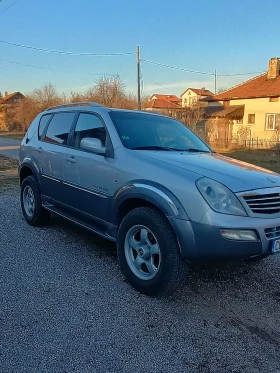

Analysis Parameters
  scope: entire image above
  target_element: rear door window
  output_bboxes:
[44,112,76,145]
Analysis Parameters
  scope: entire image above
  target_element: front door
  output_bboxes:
[62,112,114,222]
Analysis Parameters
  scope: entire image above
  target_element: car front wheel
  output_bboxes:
[117,206,189,296]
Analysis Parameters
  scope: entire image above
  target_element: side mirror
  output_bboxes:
[80,137,106,155]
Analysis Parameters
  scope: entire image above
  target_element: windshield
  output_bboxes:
[109,111,211,152]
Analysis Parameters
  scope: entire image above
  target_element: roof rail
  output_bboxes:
[45,102,102,111]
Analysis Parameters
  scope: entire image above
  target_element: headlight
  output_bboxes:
[196,178,247,216]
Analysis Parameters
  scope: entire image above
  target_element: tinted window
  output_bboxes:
[73,113,106,148]
[44,112,76,145]
[38,114,52,140]
[109,111,210,152]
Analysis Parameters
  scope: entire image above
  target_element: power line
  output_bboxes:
[0,57,115,76]
[141,58,214,76]
[0,39,135,56]
[0,0,18,17]
[144,77,169,91]
[142,58,266,78]
[219,71,265,77]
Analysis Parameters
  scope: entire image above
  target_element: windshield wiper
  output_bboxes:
[131,145,184,151]
[185,148,211,153]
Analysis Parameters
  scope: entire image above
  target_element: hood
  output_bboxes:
[137,151,280,192]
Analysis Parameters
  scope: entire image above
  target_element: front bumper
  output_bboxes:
[170,211,280,263]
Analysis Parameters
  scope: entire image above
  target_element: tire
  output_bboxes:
[117,206,189,296]
[20,175,51,226]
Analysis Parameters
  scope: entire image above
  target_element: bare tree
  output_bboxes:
[91,75,127,107]
[9,77,138,132]
[181,106,205,131]
[30,83,62,111]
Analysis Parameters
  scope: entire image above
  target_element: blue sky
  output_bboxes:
[0,0,280,97]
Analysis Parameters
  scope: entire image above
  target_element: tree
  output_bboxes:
[181,106,205,131]
[17,83,62,130]
[91,75,128,108]
[9,77,138,132]
[30,83,62,111]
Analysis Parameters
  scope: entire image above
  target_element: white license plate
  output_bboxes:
[272,239,280,254]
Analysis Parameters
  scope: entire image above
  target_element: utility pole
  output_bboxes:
[136,46,141,110]
[214,69,217,94]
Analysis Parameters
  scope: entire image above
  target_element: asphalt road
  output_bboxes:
[1,185,280,373]
[0,137,21,159]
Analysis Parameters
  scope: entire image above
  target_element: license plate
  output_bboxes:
[272,239,280,254]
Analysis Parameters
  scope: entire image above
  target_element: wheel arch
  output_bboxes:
[111,181,189,227]
[19,160,40,186]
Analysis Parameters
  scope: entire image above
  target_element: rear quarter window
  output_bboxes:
[38,114,53,141]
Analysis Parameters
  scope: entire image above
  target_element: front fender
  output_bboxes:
[110,180,189,223]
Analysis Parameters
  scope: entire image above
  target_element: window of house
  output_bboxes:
[184,98,188,103]
[266,113,280,130]
[192,97,197,105]
[236,118,243,125]
[269,97,279,102]
[44,112,76,145]
[13,98,20,103]
[73,113,106,149]
[38,114,53,140]
[248,114,255,124]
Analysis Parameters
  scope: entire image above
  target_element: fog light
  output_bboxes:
[220,229,258,241]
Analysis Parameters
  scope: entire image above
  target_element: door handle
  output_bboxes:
[36,147,42,153]
[66,156,77,164]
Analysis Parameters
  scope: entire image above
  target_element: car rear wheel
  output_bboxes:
[21,175,51,226]
[117,206,189,296]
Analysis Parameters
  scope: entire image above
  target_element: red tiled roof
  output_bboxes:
[144,98,181,109]
[211,73,280,101]
[181,88,213,97]
[150,94,181,103]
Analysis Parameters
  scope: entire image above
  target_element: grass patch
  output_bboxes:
[0,155,19,172]
[0,176,19,188]
[0,155,19,190]
[221,149,280,174]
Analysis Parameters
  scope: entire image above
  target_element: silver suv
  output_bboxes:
[19,102,280,295]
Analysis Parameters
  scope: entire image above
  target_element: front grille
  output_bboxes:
[265,226,280,239]
[243,193,280,214]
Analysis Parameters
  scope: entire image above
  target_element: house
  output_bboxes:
[0,91,25,131]
[149,94,182,105]
[143,94,182,118]
[181,87,213,107]
[206,57,280,141]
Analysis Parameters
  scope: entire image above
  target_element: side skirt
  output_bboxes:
[43,203,117,243]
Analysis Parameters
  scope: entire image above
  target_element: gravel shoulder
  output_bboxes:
[1,186,280,373]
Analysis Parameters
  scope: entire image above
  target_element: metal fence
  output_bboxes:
[200,134,280,152]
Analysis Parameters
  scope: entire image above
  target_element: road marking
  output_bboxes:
[0,146,20,150]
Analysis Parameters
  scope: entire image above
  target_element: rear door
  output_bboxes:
[40,111,77,204]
